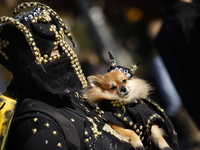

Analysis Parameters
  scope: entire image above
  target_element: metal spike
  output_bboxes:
[130,60,142,74]
[108,51,116,67]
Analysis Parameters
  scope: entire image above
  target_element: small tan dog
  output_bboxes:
[83,70,172,150]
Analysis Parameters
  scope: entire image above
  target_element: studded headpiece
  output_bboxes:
[107,52,141,78]
[0,2,87,95]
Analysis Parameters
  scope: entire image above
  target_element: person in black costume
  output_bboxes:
[155,0,200,147]
[0,2,178,150]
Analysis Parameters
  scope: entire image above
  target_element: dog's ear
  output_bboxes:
[87,76,101,87]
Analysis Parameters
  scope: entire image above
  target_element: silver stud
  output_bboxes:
[71,118,75,122]
[45,140,48,144]
[33,118,38,122]
[24,17,29,21]
[53,131,57,135]
[57,143,62,148]
[28,15,33,19]
[85,138,89,143]
[44,122,50,128]
[32,128,37,134]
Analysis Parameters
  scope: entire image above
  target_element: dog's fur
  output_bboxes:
[83,70,172,150]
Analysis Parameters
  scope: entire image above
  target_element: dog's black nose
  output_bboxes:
[121,86,127,93]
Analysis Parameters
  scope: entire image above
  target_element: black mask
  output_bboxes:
[0,2,87,95]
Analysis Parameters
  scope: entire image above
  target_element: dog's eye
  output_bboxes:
[122,79,127,83]
[110,86,117,91]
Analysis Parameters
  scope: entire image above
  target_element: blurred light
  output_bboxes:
[125,7,143,23]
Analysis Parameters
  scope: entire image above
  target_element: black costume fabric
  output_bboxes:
[99,99,174,150]
[6,92,178,150]
[6,92,136,150]
[96,98,178,150]
[155,1,200,127]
